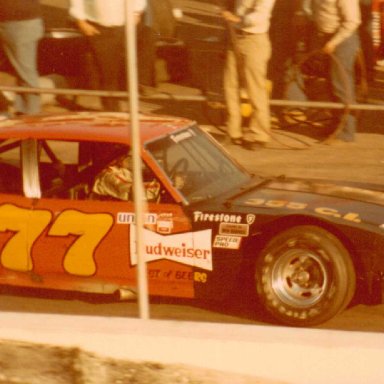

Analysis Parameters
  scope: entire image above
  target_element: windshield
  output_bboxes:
[145,125,251,203]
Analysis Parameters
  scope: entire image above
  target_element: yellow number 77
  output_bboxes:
[0,204,113,276]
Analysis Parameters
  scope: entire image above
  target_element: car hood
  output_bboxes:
[233,177,384,206]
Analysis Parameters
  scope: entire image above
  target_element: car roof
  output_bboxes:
[0,112,194,144]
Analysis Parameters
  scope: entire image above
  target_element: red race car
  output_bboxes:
[0,111,384,327]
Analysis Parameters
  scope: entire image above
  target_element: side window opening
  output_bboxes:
[38,140,168,203]
[39,140,127,200]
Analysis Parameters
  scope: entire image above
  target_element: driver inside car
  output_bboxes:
[92,154,160,202]
[172,171,187,191]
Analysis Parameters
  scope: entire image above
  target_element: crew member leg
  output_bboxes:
[241,33,271,143]
[88,26,125,111]
[331,33,360,142]
[137,22,157,89]
[0,18,44,115]
[224,48,243,140]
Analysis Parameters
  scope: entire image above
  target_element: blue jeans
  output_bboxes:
[285,32,360,141]
[0,18,44,114]
[330,32,360,141]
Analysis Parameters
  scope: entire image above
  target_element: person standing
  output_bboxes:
[359,0,374,79]
[268,0,298,101]
[372,0,384,65]
[0,0,44,115]
[222,0,276,149]
[69,0,155,111]
[303,0,361,144]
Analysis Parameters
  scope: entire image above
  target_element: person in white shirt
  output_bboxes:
[69,0,146,29]
[69,0,155,110]
[221,0,277,149]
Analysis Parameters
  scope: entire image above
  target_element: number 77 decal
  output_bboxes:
[0,204,51,271]
[48,210,113,276]
[0,204,113,276]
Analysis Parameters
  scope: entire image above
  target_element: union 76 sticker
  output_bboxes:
[130,226,213,271]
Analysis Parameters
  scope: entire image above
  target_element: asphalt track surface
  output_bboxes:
[1,284,384,333]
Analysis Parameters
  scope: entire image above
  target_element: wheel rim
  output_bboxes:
[271,246,329,308]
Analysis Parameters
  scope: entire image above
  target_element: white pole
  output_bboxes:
[125,0,150,320]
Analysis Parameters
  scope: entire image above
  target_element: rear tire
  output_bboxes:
[255,225,356,327]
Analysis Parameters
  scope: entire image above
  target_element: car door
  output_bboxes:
[29,138,200,299]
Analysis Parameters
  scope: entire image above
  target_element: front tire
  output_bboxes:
[255,225,356,327]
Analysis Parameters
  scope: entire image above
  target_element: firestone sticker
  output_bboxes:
[130,226,213,271]
[246,214,256,224]
[193,211,242,224]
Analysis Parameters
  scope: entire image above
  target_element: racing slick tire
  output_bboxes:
[255,225,356,327]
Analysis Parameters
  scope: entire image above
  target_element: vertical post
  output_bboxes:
[125,0,150,320]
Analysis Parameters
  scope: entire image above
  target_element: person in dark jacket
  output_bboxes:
[0,0,44,115]
[268,0,299,100]
[69,0,160,110]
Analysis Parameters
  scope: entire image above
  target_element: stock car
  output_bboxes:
[0,111,383,327]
